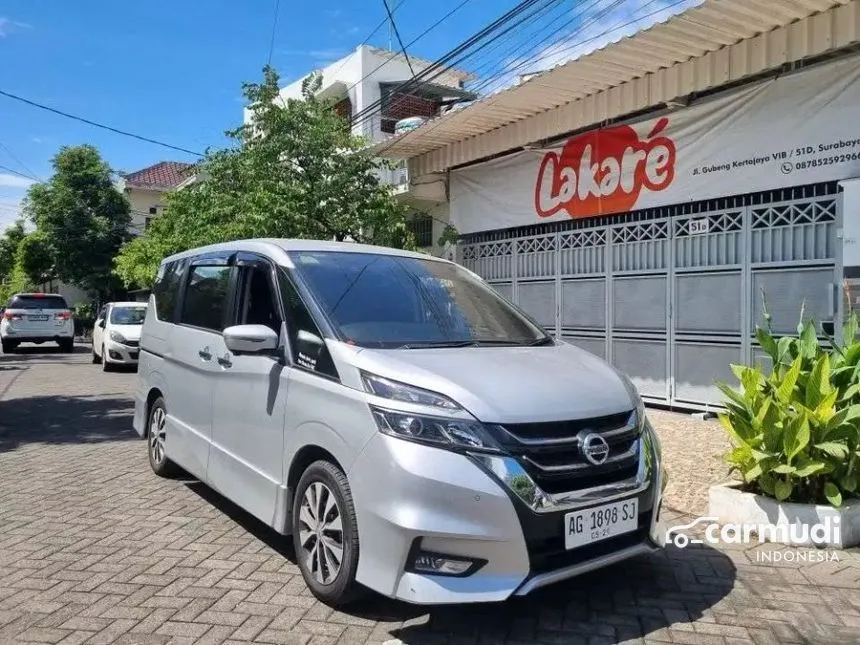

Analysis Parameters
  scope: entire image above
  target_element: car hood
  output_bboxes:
[341,340,636,423]
[109,324,142,340]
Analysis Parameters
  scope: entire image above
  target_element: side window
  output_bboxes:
[152,259,185,322]
[179,264,232,332]
[278,271,338,379]
[235,265,280,334]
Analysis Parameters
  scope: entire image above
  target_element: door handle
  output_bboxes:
[198,348,212,361]
[217,354,232,368]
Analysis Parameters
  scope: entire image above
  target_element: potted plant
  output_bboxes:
[708,301,860,548]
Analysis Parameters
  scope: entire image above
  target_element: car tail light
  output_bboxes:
[3,311,22,321]
[55,310,72,321]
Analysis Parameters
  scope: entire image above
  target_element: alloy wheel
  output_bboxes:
[298,482,344,585]
[149,406,166,465]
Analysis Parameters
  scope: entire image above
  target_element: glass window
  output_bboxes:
[180,265,232,332]
[278,269,338,379]
[235,266,280,333]
[7,294,68,310]
[153,259,186,323]
[288,251,551,349]
[109,305,147,325]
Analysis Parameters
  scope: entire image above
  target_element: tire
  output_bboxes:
[292,460,363,606]
[92,344,101,364]
[101,346,113,371]
[1,341,14,354]
[147,397,179,477]
[59,339,74,353]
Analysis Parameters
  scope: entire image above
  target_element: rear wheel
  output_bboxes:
[1,340,15,354]
[147,397,178,477]
[292,460,363,606]
[59,339,74,353]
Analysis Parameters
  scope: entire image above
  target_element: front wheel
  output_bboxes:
[292,460,363,606]
[147,397,178,477]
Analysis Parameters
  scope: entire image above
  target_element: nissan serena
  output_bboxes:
[133,239,668,606]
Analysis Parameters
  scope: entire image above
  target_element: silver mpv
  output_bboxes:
[133,239,668,606]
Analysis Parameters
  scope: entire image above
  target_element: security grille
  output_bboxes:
[459,182,841,409]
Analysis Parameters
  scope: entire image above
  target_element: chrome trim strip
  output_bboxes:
[469,425,657,514]
[523,442,638,473]
[497,410,637,446]
[512,542,658,596]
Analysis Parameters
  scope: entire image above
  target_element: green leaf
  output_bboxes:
[743,462,764,482]
[758,473,777,496]
[756,326,779,362]
[776,356,802,404]
[840,473,858,493]
[771,464,796,474]
[783,414,810,462]
[806,354,832,410]
[815,441,850,459]
[777,336,795,366]
[798,320,818,359]
[774,478,793,501]
[844,312,859,346]
[794,460,827,478]
[824,482,843,507]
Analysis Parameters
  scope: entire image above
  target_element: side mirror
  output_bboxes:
[223,324,279,355]
[98,320,106,329]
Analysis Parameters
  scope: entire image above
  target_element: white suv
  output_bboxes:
[1,292,75,353]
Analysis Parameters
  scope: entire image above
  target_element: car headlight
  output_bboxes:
[109,331,127,344]
[369,406,501,451]
[361,372,501,452]
[361,371,460,409]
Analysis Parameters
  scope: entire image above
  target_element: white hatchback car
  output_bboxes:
[92,301,148,369]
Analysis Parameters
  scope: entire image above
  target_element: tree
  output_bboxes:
[0,219,26,282]
[16,231,55,285]
[22,145,131,299]
[115,66,413,287]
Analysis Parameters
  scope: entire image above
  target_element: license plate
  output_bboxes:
[565,498,639,550]
[28,315,48,321]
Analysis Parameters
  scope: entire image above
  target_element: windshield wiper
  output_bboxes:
[398,340,479,349]
[529,336,555,346]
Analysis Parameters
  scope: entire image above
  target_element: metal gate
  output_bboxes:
[458,183,841,409]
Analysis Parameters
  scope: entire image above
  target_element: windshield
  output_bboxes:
[109,306,147,325]
[288,250,550,348]
[7,295,68,310]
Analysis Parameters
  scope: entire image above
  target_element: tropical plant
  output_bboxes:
[717,297,860,507]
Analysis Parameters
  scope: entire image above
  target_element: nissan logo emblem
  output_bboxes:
[579,432,610,466]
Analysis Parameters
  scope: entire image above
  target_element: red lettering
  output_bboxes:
[533,117,676,220]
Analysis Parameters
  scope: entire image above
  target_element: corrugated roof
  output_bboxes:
[370,0,854,162]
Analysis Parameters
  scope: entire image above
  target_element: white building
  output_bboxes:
[371,0,860,410]
[244,45,475,253]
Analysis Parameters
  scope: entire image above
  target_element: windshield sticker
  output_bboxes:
[297,353,316,370]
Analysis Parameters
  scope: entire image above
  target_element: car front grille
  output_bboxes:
[487,410,640,495]
[124,340,139,348]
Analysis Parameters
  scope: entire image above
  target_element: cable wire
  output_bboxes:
[0,90,204,157]
[0,141,41,183]
[382,0,415,76]
[266,0,282,66]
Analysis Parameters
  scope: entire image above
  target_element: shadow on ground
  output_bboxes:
[187,481,736,643]
[0,393,136,452]
[0,344,90,365]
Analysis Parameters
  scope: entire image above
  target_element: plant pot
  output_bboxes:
[707,481,860,549]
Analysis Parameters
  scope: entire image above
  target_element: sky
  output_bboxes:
[0,0,701,232]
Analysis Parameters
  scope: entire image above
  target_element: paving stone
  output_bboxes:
[1,347,859,645]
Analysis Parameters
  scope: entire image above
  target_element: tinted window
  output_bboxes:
[109,306,147,325]
[288,251,549,349]
[8,294,68,310]
[180,265,232,332]
[153,259,185,322]
[278,270,337,379]
[235,266,280,333]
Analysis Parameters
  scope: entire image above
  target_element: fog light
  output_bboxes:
[410,551,484,577]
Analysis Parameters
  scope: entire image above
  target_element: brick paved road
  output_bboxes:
[1,347,859,645]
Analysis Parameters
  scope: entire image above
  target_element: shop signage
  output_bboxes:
[449,55,860,235]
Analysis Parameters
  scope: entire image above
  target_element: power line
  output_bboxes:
[0,163,38,184]
[382,0,415,76]
[0,90,204,157]
[348,0,554,130]
[266,0,282,66]
[0,141,41,182]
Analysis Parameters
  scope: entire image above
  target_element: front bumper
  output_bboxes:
[104,340,140,363]
[348,425,667,604]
